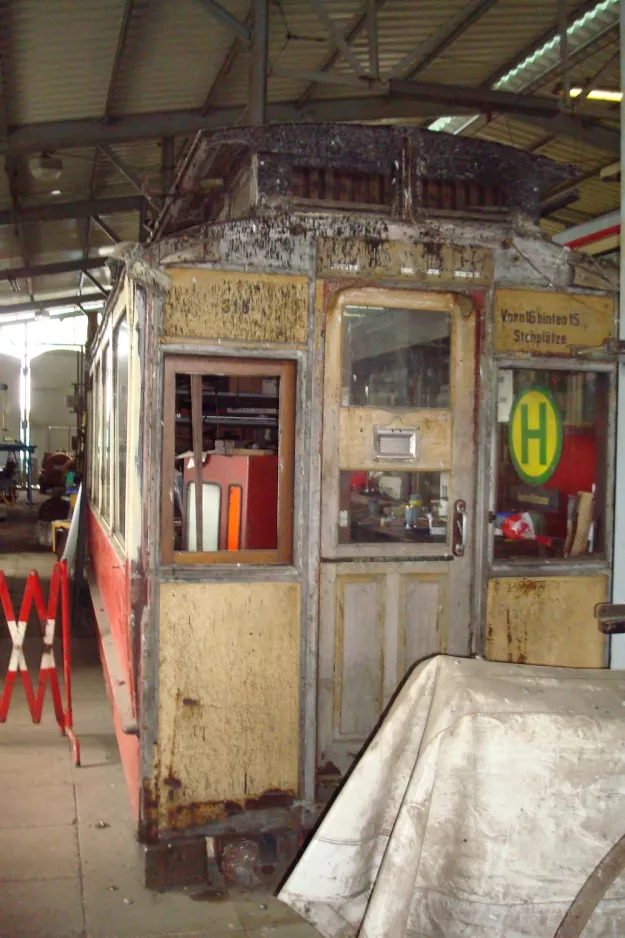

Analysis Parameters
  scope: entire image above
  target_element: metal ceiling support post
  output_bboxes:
[609,0,625,670]
[558,0,571,110]
[249,0,268,125]
[161,137,175,194]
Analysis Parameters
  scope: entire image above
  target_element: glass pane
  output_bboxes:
[341,306,450,408]
[338,470,449,544]
[101,345,112,521]
[172,372,280,553]
[185,482,220,551]
[113,317,129,541]
[495,369,608,560]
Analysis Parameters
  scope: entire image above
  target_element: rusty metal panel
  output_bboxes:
[339,407,451,471]
[493,289,614,357]
[156,580,300,832]
[317,238,493,284]
[163,268,308,343]
[485,576,607,668]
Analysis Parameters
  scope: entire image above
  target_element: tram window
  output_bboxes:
[101,343,112,523]
[113,316,129,542]
[494,369,609,561]
[341,306,450,408]
[91,361,101,507]
[161,357,295,565]
[338,470,449,545]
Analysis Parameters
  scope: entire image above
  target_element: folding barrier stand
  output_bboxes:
[0,560,80,765]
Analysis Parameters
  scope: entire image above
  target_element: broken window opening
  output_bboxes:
[161,357,295,565]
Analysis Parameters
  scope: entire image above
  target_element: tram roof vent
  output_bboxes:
[153,124,575,237]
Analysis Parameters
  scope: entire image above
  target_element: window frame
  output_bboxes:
[160,355,295,566]
[112,314,129,545]
[489,356,615,572]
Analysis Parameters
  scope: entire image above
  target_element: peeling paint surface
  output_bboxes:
[486,576,607,667]
[163,268,308,342]
[317,238,493,284]
[157,581,300,831]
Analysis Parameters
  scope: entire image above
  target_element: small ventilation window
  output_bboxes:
[292,167,393,207]
[417,178,507,211]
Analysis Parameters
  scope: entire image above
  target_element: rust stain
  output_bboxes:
[164,788,297,831]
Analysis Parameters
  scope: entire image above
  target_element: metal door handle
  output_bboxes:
[452,499,468,557]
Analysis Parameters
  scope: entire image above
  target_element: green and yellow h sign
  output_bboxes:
[509,387,562,486]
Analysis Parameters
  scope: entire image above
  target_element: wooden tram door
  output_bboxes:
[318,288,477,776]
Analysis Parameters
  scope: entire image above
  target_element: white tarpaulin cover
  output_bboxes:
[280,656,625,937]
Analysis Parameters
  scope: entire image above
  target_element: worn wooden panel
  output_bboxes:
[571,261,618,292]
[486,576,607,667]
[163,268,308,343]
[339,407,451,471]
[157,581,300,829]
[337,577,384,737]
[317,238,493,285]
[493,289,614,356]
[401,575,447,672]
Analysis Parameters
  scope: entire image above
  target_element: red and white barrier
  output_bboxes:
[0,561,80,765]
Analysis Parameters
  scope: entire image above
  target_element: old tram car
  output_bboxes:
[86,124,618,888]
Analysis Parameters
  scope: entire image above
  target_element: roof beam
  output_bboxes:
[249,0,269,124]
[0,257,109,281]
[389,79,620,152]
[81,269,108,296]
[0,195,143,226]
[0,293,105,316]
[104,0,134,119]
[194,0,251,43]
[390,0,500,80]
[100,144,160,213]
[366,0,379,79]
[200,9,253,115]
[3,93,619,157]
[308,0,367,77]
[392,78,579,119]
[91,214,122,243]
[298,0,386,105]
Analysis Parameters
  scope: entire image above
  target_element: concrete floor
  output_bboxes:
[0,551,317,938]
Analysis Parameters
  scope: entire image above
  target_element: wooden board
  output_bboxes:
[317,238,493,284]
[318,562,449,774]
[493,289,614,356]
[485,575,607,667]
[339,407,451,471]
[157,580,300,829]
[163,268,308,343]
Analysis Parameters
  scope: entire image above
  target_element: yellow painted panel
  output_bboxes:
[317,238,493,284]
[494,289,614,356]
[486,576,607,667]
[157,580,300,829]
[339,407,451,470]
[163,268,308,343]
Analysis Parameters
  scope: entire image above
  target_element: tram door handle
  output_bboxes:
[452,499,468,557]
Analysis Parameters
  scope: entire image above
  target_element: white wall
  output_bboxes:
[0,353,21,442]
[29,350,79,467]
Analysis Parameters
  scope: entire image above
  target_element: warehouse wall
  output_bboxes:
[0,353,22,458]
[29,350,79,472]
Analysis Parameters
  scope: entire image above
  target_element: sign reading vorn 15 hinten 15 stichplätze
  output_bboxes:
[493,289,614,356]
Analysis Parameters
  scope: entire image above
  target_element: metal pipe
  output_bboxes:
[248,0,268,125]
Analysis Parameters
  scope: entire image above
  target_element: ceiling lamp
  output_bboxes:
[28,152,63,182]
[569,87,621,102]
